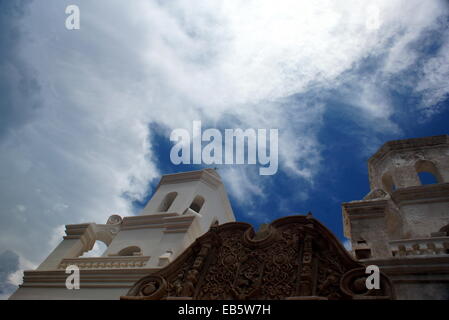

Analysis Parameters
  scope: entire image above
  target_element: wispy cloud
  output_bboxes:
[416,30,449,117]
[0,250,36,300]
[0,0,448,272]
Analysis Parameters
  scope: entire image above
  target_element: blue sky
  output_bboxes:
[1,0,449,299]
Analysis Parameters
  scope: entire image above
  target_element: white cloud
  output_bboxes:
[221,167,264,206]
[0,0,448,265]
[48,225,66,250]
[416,32,449,116]
[5,252,37,290]
[80,241,108,258]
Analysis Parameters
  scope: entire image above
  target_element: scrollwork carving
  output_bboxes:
[107,214,123,225]
[123,275,167,300]
[340,267,394,299]
[122,215,394,300]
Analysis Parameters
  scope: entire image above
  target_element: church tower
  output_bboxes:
[10,168,235,299]
[343,135,449,299]
[99,168,235,268]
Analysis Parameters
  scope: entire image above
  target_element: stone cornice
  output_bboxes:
[389,236,449,257]
[342,199,389,220]
[63,220,123,250]
[121,212,178,229]
[64,223,96,249]
[163,215,196,233]
[20,268,158,289]
[365,256,449,277]
[155,169,222,191]
[368,135,449,167]
[58,256,151,270]
[121,212,197,234]
[391,183,449,205]
[64,223,93,239]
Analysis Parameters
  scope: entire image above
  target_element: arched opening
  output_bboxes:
[418,172,438,185]
[158,192,178,212]
[188,195,205,214]
[80,240,107,258]
[118,246,142,256]
[382,172,396,193]
[415,160,441,185]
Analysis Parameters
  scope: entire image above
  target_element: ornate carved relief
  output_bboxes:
[122,215,394,300]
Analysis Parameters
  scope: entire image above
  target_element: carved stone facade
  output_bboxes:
[122,215,394,300]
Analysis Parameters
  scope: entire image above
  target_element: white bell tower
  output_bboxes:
[10,168,235,299]
[101,168,235,268]
[11,168,235,299]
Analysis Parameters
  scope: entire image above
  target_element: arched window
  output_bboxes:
[382,172,396,193]
[418,172,438,185]
[415,160,442,185]
[158,192,178,212]
[118,246,142,256]
[188,195,205,214]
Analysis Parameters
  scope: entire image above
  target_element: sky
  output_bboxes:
[0,0,449,299]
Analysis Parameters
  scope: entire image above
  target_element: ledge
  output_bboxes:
[121,212,198,235]
[390,237,449,257]
[391,183,449,205]
[342,199,389,220]
[156,169,222,190]
[58,256,151,270]
[364,255,449,278]
[19,268,159,289]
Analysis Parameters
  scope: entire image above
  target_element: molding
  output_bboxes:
[368,135,449,167]
[121,212,197,234]
[64,223,96,249]
[23,268,157,277]
[342,199,389,220]
[391,183,449,205]
[365,256,449,276]
[61,220,123,249]
[121,212,178,230]
[163,215,196,233]
[389,236,449,257]
[155,169,222,191]
[19,268,158,289]
[58,256,151,270]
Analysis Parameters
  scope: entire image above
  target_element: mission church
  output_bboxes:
[9,135,449,300]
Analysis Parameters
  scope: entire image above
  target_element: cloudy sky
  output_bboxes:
[1,0,448,299]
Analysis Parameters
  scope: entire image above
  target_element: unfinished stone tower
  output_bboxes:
[343,135,449,299]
